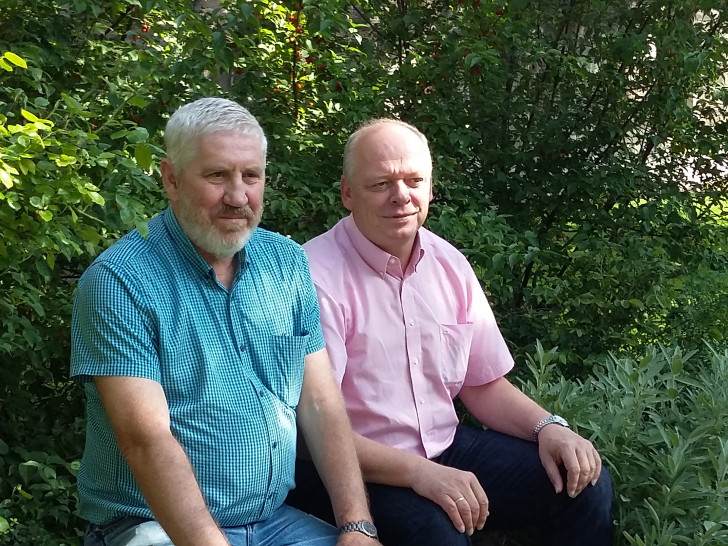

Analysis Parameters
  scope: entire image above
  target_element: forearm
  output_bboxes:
[299,393,371,526]
[354,433,430,487]
[123,433,229,546]
[459,377,550,441]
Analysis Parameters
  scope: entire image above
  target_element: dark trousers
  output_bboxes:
[286,425,613,546]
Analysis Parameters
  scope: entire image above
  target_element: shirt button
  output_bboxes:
[272,442,278,449]
[412,360,418,366]
[389,257,396,264]
[258,390,265,397]
[419,399,425,405]
[239,344,245,351]
[409,319,415,326]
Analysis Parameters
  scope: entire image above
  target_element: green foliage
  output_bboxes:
[1,0,727,543]
[522,341,728,544]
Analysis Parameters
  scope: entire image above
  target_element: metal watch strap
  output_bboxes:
[532,414,569,441]
[339,520,378,539]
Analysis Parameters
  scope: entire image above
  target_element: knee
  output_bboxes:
[577,466,614,524]
[375,502,470,546]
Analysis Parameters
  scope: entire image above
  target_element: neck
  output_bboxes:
[196,246,238,290]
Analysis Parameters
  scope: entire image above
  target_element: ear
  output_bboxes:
[340,175,354,212]
[429,178,434,202]
[160,158,180,203]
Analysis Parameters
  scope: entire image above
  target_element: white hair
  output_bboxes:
[164,97,267,173]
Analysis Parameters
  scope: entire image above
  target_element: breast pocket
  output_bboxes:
[259,334,309,408]
[438,323,474,393]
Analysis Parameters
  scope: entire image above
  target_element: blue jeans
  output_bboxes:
[84,504,339,546]
[287,425,614,546]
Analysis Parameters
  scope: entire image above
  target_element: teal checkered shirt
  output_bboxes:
[71,207,325,526]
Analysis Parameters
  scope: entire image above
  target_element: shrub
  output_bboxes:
[521,342,728,545]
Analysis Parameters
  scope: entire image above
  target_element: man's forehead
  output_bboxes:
[357,126,429,162]
[373,157,430,177]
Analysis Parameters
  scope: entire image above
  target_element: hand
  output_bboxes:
[336,532,382,545]
[537,424,602,498]
[408,458,489,536]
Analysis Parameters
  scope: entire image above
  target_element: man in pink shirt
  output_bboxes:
[286,119,613,545]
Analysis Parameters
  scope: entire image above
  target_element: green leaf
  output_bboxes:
[87,191,105,206]
[38,210,53,221]
[0,169,13,188]
[17,486,33,500]
[135,144,153,170]
[19,158,36,174]
[0,58,12,71]
[128,95,148,108]
[126,127,149,144]
[21,109,40,123]
[4,51,28,68]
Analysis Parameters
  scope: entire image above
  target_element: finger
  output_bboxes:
[474,490,489,530]
[455,494,476,535]
[467,482,488,530]
[541,453,564,494]
[562,448,582,497]
[592,449,603,486]
[571,448,593,496]
[578,444,601,494]
[442,496,467,534]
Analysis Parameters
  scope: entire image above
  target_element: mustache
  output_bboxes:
[216,204,255,218]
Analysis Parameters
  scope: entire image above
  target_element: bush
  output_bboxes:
[1,0,727,543]
[521,342,728,544]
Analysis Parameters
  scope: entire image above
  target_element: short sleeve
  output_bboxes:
[70,262,160,382]
[312,285,348,386]
[462,263,514,386]
[295,250,326,356]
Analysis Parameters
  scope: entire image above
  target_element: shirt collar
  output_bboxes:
[162,206,249,280]
[342,214,424,279]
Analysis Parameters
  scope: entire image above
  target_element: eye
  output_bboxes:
[242,170,264,184]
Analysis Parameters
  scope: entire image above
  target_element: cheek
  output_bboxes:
[249,185,265,208]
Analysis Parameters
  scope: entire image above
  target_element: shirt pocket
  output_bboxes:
[438,323,474,393]
[262,334,309,408]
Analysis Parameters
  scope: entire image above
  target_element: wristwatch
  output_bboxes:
[339,520,378,539]
[532,414,570,441]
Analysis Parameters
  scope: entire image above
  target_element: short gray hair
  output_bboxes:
[342,118,430,180]
[164,97,267,173]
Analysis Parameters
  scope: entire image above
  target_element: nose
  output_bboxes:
[224,174,249,207]
[390,180,411,205]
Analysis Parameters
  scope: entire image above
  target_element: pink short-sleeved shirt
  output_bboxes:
[304,215,514,459]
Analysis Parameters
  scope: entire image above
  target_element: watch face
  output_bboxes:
[341,521,378,538]
[360,521,377,537]
[553,416,569,427]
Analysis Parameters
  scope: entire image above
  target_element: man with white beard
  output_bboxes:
[71,98,379,546]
